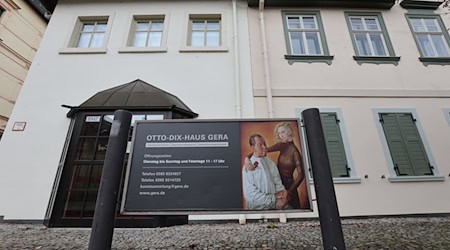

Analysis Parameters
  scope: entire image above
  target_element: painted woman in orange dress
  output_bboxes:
[245,122,305,209]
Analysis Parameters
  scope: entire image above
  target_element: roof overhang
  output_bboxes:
[248,0,396,9]
[38,0,57,12]
[400,0,444,9]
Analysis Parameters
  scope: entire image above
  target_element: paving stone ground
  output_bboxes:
[1,216,450,249]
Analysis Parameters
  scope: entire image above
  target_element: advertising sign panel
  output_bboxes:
[121,119,312,214]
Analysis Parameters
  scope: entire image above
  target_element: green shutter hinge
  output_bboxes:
[393,163,407,176]
[335,119,340,124]
[379,117,384,123]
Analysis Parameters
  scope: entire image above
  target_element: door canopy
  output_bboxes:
[64,79,198,118]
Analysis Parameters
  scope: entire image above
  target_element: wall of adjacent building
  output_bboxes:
[247,3,450,219]
[0,0,46,136]
[0,0,254,219]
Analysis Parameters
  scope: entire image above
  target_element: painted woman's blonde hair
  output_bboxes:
[274,122,293,142]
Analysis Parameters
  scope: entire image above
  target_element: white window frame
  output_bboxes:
[179,13,228,52]
[286,14,324,55]
[60,14,114,54]
[348,16,389,56]
[119,14,169,53]
[296,108,360,184]
[407,15,450,58]
[372,108,444,182]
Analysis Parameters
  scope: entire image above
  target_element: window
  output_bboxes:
[297,108,359,183]
[75,20,107,48]
[286,15,322,55]
[60,15,113,54]
[320,113,350,178]
[406,14,450,65]
[119,15,169,53]
[188,17,221,47]
[379,113,435,177]
[180,14,227,52]
[345,12,399,64]
[282,11,333,64]
[131,19,163,47]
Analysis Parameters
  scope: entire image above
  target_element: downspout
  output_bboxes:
[259,0,274,118]
[232,0,242,118]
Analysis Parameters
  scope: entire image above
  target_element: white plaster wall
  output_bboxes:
[0,0,253,219]
[245,3,450,218]
[249,5,450,93]
[251,97,450,216]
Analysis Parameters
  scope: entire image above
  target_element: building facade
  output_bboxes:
[0,0,254,226]
[248,0,450,218]
[0,0,449,227]
[0,0,47,138]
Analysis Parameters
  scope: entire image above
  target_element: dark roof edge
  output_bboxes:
[24,0,51,22]
[248,0,396,9]
[400,0,444,9]
[63,105,198,118]
[38,0,56,13]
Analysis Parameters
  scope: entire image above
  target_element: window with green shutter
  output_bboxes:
[379,113,434,176]
[320,112,350,178]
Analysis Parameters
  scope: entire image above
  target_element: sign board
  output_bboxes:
[121,119,312,214]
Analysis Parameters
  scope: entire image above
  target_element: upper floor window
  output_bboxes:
[407,16,450,57]
[119,15,169,53]
[285,14,323,55]
[286,15,323,55]
[60,15,113,54]
[345,12,399,65]
[76,20,108,48]
[188,16,221,47]
[282,11,333,65]
[348,16,387,56]
[179,13,228,52]
[131,18,164,47]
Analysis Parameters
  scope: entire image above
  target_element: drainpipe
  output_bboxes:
[259,0,274,118]
[232,0,242,118]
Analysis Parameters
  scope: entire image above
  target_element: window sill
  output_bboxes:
[353,56,400,65]
[309,177,362,184]
[179,46,229,53]
[333,177,362,184]
[59,48,107,54]
[388,176,445,182]
[118,47,168,53]
[285,55,333,65]
[419,57,450,66]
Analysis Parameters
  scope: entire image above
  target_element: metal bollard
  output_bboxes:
[88,110,132,250]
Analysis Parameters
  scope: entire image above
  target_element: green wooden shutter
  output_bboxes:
[320,113,350,177]
[380,113,433,176]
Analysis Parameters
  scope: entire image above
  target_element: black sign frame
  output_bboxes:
[121,118,313,215]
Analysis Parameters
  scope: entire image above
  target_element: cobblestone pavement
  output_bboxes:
[1,217,450,249]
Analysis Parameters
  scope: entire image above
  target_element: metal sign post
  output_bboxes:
[303,108,346,250]
[88,110,132,250]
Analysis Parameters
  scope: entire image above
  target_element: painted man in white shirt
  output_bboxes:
[242,134,289,210]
